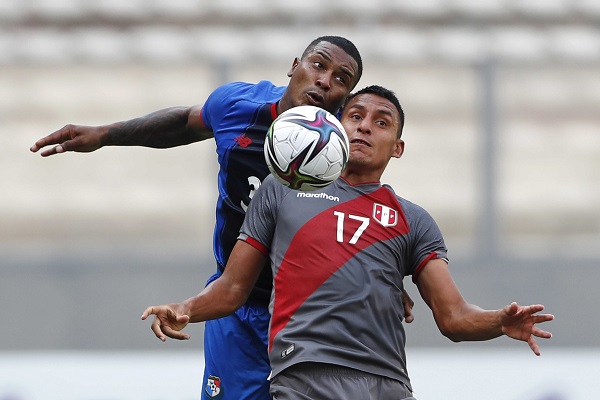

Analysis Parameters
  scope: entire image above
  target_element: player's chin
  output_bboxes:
[346,154,369,169]
[348,148,370,161]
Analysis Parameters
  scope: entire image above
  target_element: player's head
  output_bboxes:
[280,36,362,116]
[301,36,363,85]
[345,85,405,138]
[340,85,405,181]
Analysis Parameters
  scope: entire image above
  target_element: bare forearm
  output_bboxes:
[104,106,209,148]
[182,276,249,323]
[417,260,552,354]
[438,303,503,342]
[180,241,265,323]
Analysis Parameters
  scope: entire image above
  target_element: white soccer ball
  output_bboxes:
[264,105,349,191]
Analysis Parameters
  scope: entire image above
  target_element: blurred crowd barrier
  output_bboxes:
[3,62,598,257]
[0,348,597,400]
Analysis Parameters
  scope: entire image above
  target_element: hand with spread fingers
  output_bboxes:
[141,303,192,342]
[500,302,554,356]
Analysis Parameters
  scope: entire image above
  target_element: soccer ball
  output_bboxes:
[264,105,349,191]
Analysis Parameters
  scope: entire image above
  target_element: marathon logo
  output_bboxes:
[296,192,340,202]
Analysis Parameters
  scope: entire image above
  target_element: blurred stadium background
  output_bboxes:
[1,0,599,399]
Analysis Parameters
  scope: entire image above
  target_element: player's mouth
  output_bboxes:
[350,138,371,147]
[305,91,324,106]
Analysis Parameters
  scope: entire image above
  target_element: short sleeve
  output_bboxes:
[201,82,246,132]
[402,200,448,281]
[238,175,284,252]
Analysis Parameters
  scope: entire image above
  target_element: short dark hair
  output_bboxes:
[302,36,363,88]
[345,85,405,138]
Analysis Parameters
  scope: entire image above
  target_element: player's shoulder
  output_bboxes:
[212,80,286,102]
[203,81,285,128]
[382,184,432,219]
[262,174,288,193]
[259,175,299,202]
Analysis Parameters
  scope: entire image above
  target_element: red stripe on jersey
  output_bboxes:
[269,187,410,351]
[270,102,279,119]
[411,251,438,283]
[243,236,269,257]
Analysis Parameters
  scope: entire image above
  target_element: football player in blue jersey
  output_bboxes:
[31,36,415,400]
[142,85,554,400]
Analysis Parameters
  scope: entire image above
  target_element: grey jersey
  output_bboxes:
[239,175,448,389]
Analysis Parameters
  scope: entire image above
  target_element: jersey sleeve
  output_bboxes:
[238,175,283,253]
[403,200,449,282]
[200,82,245,132]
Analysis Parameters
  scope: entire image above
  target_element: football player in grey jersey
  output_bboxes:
[142,85,554,400]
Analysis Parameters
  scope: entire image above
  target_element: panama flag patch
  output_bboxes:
[373,203,398,227]
[205,375,223,399]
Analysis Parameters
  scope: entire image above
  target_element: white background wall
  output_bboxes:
[0,349,596,400]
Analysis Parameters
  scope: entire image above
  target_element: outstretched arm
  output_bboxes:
[416,258,554,355]
[30,105,212,156]
[141,240,266,342]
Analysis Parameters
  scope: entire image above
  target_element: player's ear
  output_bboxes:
[392,139,405,159]
[287,57,300,77]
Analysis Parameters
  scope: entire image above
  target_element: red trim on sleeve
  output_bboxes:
[243,236,269,257]
[270,102,279,119]
[412,251,439,283]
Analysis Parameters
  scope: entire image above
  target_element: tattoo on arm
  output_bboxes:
[106,107,204,148]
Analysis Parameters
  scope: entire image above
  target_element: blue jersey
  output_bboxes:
[201,80,286,304]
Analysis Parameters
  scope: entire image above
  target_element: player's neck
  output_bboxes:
[341,169,382,186]
[276,97,292,115]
